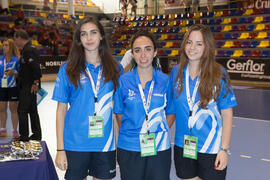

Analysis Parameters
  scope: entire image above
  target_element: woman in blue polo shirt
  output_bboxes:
[52,17,122,180]
[114,32,173,180]
[167,24,237,180]
[0,39,20,139]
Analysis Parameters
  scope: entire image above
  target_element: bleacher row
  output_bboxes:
[111,8,270,59]
[0,10,76,55]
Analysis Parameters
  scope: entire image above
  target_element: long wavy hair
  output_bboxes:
[174,24,231,108]
[66,17,120,90]
[4,39,20,60]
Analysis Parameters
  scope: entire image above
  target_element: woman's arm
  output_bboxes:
[115,114,123,128]
[215,108,233,170]
[166,114,176,128]
[55,102,68,171]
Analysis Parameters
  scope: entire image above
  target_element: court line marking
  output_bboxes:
[261,158,270,162]
[235,117,270,123]
[240,155,252,158]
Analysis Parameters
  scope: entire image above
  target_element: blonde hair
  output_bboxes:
[4,39,20,60]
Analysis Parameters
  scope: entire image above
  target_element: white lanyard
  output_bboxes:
[138,80,155,123]
[3,58,7,78]
[185,65,199,129]
[86,66,102,116]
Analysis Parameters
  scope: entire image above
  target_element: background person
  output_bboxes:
[167,24,237,180]
[52,17,122,180]
[14,29,42,141]
[114,32,173,180]
[0,39,20,139]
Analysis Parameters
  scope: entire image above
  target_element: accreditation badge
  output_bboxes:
[1,78,7,88]
[183,135,198,160]
[139,133,157,157]
[88,116,104,138]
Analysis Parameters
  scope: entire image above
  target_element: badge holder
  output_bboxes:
[183,135,198,160]
[139,133,157,157]
[88,116,104,138]
[1,78,7,88]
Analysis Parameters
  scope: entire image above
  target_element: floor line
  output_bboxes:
[234,116,270,123]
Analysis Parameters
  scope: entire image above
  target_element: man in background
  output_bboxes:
[14,30,42,141]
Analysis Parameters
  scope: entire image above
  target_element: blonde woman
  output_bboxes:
[0,39,20,139]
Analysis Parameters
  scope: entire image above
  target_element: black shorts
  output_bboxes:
[65,150,116,180]
[174,145,227,180]
[117,148,171,180]
[0,87,19,101]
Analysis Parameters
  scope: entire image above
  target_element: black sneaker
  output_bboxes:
[29,134,41,141]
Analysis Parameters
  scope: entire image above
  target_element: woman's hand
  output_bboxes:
[55,151,68,171]
[214,150,228,170]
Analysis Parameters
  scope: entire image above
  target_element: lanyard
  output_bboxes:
[138,80,155,130]
[3,58,7,78]
[185,65,199,129]
[86,66,102,116]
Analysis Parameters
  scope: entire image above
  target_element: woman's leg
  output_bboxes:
[9,101,18,130]
[0,101,8,136]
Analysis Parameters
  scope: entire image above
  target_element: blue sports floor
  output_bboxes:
[0,82,269,180]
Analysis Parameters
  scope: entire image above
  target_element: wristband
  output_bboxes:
[220,147,231,155]
[57,149,65,151]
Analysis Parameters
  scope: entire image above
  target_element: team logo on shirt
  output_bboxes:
[153,93,164,97]
[128,89,135,100]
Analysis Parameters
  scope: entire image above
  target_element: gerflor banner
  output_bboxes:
[217,58,270,82]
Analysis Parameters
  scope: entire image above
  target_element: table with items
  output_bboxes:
[0,141,58,180]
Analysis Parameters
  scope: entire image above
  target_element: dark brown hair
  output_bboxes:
[174,24,231,108]
[14,29,29,40]
[66,17,120,89]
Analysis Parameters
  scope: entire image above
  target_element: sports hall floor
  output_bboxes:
[0,82,269,180]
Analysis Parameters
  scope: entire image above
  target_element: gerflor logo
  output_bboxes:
[227,59,265,74]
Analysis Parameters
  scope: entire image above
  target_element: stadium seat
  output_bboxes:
[232,33,240,39]
[239,17,247,24]
[161,28,168,33]
[253,16,263,23]
[247,17,255,23]
[265,24,270,30]
[210,26,215,32]
[163,42,173,48]
[172,42,180,48]
[225,50,234,57]
[209,19,215,25]
[232,25,239,31]
[241,41,251,48]
[243,9,253,16]
[222,25,232,32]
[249,32,258,39]
[188,13,194,18]
[215,33,224,40]
[217,50,225,57]
[231,18,238,24]
[168,50,179,56]
[222,10,229,16]
[221,18,231,24]
[251,50,261,57]
[117,49,126,56]
[215,18,222,25]
[214,26,222,32]
[238,32,249,39]
[179,27,188,33]
[257,40,270,48]
[169,14,176,20]
[261,50,270,57]
[157,50,165,56]
[256,32,267,39]
[251,41,260,48]
[193,12,201,18]
[231,50,243,57]
[216,41,225,48]
[222,41,233,48]
[243,50,252,57]
[224,33,232,39]
[247,24,255,31]
[150,28,157,34]
[254,24,265,31]
[239,25,247,31]
[263,16,270,23]
[167,34,175,40]
[214,11,223,17]
[233,41,241,48]
[158,34,168,40]
[181,20,188,26]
